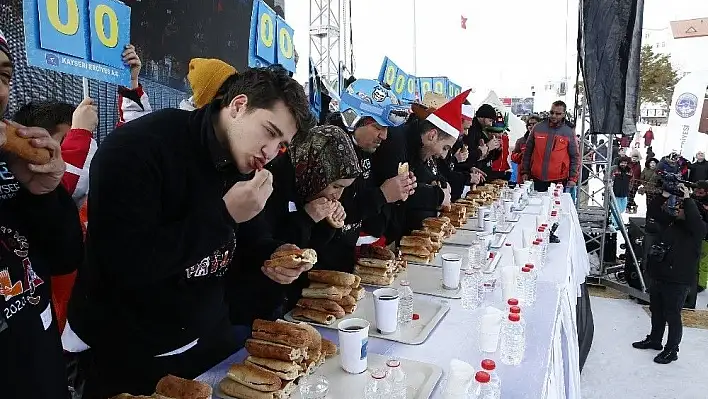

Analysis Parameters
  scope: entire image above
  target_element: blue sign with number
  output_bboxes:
[378,57,399,88]
[419,78,433,98]
[377,57,463,101]
[24,0,131,85]
[248,0,296,73]
[432,77,446,95]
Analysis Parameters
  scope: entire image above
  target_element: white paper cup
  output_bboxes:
[522,228,534,248]
[480,313,502,353]
[512,189,522,204]
[513,247,530,267]
[372,288,400,335]
[441,253,463,290]
[478,206,489,226]
[337,318,370,374]
[501,266,518,301]
[483,218,495,233]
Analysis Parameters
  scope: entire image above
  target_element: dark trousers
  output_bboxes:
[649,280,690,349]
[533,179,566,192]
[74,325,250,399]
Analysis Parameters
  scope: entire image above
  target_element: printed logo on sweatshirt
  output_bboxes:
[0,163,19,201]
[0,226,44,322]
[360,158,371,179]
[184,240,237,280]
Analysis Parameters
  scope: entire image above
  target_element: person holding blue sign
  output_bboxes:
[65,65,314,398]
[0,29,85,399]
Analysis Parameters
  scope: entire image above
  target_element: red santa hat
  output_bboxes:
[412,89,472,138]
[462,104,474,121]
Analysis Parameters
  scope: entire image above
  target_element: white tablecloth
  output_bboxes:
[199,194,589,398]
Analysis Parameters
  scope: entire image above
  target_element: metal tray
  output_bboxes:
[407,245,470,269]
[489,232,507,248]
[361,264,462,299]
[483,252,502,274]
[495,222,514,234]
[460,218,484,231]
[284,292,450,345]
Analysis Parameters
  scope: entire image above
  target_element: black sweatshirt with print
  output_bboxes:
[68,103,281,357]
[0,160,83,399]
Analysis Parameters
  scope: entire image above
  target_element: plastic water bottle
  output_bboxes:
[397,281,414,324]
[523,265,537,305]
[515,267,536,306]
[468,240,483,270]
[529,241,542,269]
[499,313,525,366]
[461,269,482,310]
[509,304,525,327]
[480,359,501,399]
[385,359,407,399]
[364,369,391,398]
[474,371,497,399]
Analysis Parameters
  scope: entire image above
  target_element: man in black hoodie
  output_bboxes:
[632,184,707,364]
[67,66,314,397]
[455,104,501,180]
[0,30,84,399]
[688,151,708,183]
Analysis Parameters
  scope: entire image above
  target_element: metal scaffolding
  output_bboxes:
[309,0,343,92]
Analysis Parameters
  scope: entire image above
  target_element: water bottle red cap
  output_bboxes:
[542,223,549,227]
[525,263,535,269]
[481,359,496,371]
[505,242,512,246]
[489,252,495,259]
[532,241,540,245]
[510,305,521,313]
[555,200,561,205]
[537,227,543,231]
[507,298,519,305]
[522,266,531,272]
[551,211,558,215]
[537,238,544,243]
[509,313,521,322]
[475,371,491,383]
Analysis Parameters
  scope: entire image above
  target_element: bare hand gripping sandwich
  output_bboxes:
[0,121,51,164]
[264,247,317,269]
[325,200,345,229]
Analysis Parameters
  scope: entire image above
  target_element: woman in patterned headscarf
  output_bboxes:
[227,125,360,326]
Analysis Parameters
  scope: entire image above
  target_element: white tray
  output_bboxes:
[361,264,462,299]
[284,292,450,345]
[506,212,521,223]
[489,233,507,248]
[483,252,502,274]
[290,354,443,399]
[442,229,478,247]
[495,222,515,234]
[459,218,484,231]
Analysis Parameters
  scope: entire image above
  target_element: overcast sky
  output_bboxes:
[287,0,708,101]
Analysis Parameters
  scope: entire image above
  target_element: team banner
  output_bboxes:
[23,0,132,86]
[308,57,321,118]
[377,57,461,102]
[248,0,296,73]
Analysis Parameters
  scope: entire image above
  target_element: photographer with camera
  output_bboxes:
[633,183,707,364]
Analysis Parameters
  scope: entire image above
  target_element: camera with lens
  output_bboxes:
[649,242,671,263]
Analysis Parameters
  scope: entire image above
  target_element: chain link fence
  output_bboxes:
[1,0,187,146]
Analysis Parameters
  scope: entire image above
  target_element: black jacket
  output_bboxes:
[646,196,707,285]
[438,137,468,201]
[0,162,83,399]
[227,153,337,325]
[455,119,501,177]
[69,102,281,357]
[688,160,708,183]
[370,120,444,243]
[611,165,632,198]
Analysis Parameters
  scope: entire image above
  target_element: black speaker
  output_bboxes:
[583,230,617,262]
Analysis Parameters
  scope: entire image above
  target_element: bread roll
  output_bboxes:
[352,275,361,288]
[301,286,343,300]
[358,273,394,286]
[342,304,357,314]
[398,162,409,175]
[251,319,309,348]
[291,308,337,325]
[354,265,390,277]
[219,378,292,399]
[351,286,366,300]
[226,364,281,392]
[357,258,393,269]
[321,339,338,358]
[244,357,299,381]
[245,339,305,362]
[154,375,212,399]
[296,298,346,318]
[0,122,51,164]
[333,295,357,307]
[402,254,430,263]
[307,270,356,287]
[399,236,432,248]
[359,245,396,260]
[399,245,431,257]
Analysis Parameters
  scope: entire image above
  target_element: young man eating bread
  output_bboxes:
[0,30,85,399]
[65,66,315,398]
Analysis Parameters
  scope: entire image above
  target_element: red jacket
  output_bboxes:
[491,133,510,172]
[511,134,528,183]
[521,121,580,183]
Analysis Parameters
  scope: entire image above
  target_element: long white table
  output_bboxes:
[199,194,590,398]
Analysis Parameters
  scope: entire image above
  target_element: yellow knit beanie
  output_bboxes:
[187,58,237,108]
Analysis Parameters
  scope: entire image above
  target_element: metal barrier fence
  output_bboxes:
[1,1,187,146]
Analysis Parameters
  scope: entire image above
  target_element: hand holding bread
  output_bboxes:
[223,169,274,223]
[0,120,65,195]
[325,200,346,228]
[303,197,336,223]
[262,245,316,285]
[381,170,416,203]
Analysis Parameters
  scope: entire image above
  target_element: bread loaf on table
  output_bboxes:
[226,364,281,392]
[301,286,344,300]
[402,254,431,264]
[244,356,300,381]
[274,319,322,352]
[356,258,393,269]
[291,307,337,325]
[358,273,394,286]
[342,304,357,314]
[307,270,357,286]
[296,298,346,318]
[218,378,295,399]
[354,264,390,277]
[333,295,357,307]
[245,339,305,362]
[154,375,212,399]
[351,286,366,300]
[399,245,431,257]
[399,235,432,248]
[321,339,338,358]
[352,274,361,288]
[251,319,309,348]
